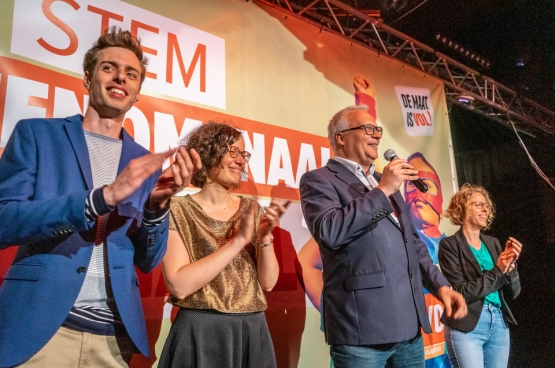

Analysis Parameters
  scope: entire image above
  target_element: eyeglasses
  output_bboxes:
[340,124,383,135]
[470,201,492,210]
[228,146,251,162]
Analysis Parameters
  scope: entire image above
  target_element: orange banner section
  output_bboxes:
[422,292,448,359]
[0,56,331,201]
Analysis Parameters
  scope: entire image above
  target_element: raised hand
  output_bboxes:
[377,159,420,197]
[259,199,290,240]
[236,200,256,245]
[505,237,523,259]
[497,248,518,274]
[103,150,176,207]
[149,147,202,210]
[353,75,376,98]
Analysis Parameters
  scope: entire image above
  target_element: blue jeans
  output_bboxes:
[445,304,510,368]
[331,333,424,368]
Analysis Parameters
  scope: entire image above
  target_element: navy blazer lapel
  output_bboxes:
[64,115,93,190]
[455,229,482,275]
[326,159,368,196]
[388,191,404,231]
[373,171,403,230]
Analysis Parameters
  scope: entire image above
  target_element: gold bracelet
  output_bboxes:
[260,234,274,248]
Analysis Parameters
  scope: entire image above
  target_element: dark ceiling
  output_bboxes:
[371,0,555,110]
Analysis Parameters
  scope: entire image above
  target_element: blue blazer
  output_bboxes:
[300,159,449,346]
[0,115,168,367]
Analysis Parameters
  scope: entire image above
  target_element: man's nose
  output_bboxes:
[114,70,125,83]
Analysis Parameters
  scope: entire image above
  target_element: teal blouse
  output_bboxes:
[469,241,502,307]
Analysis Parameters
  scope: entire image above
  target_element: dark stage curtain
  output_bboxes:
[449,104,555,367]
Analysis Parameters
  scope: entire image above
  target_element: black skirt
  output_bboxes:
[158,308,277,368]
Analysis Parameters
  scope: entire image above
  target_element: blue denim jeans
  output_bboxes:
[330,333,425,368]
[445,304,510,368]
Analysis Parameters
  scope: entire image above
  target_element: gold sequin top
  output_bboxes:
[167,195,267,313]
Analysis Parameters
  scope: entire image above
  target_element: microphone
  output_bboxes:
[383,149,428,193]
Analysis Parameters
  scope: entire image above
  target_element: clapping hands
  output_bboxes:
[497,237,522,274]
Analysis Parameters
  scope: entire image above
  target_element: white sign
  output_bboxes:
[11,0,226,109]
[394,86,434,136]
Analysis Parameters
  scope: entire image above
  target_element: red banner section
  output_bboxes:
[0,55,331,201]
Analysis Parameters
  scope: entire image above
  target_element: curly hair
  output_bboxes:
[445,183,495,229]
[183,121,242,188]
[83,26,148,85]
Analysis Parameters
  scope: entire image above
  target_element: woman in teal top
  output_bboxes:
[438,184,522,368]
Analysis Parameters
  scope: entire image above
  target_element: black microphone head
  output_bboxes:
[383,149,397,162]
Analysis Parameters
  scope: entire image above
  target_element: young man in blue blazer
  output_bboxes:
[0,28,201,367]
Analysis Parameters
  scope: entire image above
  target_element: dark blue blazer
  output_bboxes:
[0,115,168,367]
[300,159,449,345]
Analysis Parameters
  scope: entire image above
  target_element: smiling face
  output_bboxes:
[463,192,490,231]
[210,137,247,189]
[83,47,141,120]
[336,110,381,169]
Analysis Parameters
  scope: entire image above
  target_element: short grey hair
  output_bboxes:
[327,105,368,152]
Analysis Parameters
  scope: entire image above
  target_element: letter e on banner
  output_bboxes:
[11,0,225,109]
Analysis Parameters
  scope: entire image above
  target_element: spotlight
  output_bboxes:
[456,94,475,105]
[436,34,441,40]
[442,37,447,43]
[448,41,452,47]
[454,44,459,50]
[516,58,525,67]
[460,47,464,53]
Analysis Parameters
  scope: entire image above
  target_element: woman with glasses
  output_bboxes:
[438,183,522,368]
[159,121,283,368]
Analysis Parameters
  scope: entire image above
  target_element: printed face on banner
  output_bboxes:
[10,0,226,108]
[394,86,435,136]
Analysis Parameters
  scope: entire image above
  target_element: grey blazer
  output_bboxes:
[300,159,450,345]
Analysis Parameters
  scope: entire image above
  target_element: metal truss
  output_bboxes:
[256,0,555,135]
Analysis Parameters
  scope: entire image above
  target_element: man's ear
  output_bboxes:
[336,132,345,148]
[83,71,91,90]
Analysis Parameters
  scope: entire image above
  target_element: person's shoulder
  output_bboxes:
[15,115,81,130]
[170,194,197,219]
[439,233,457,246]
[242,196,263,211]
[300,165,331,181]
[171,194,193,208]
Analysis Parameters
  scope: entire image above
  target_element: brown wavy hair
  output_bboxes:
[83,26,148,85]
[183,121,242,188]
[445,183,495,229]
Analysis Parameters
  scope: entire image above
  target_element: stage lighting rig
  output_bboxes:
[436,33,490,69]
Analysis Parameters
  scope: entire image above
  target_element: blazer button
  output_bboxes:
[410,273,414,279]
[405,238,408,243]
[77,266,87,274]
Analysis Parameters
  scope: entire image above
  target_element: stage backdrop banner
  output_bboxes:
[0,1,458,367]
